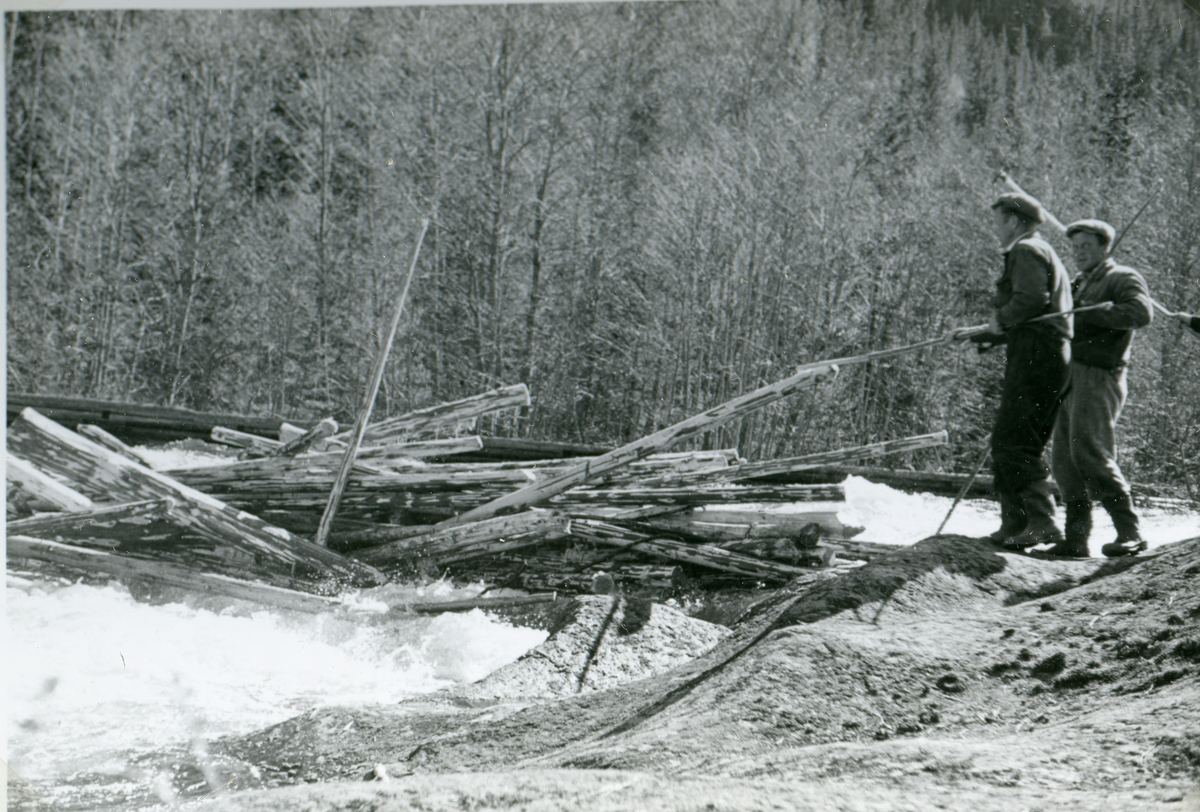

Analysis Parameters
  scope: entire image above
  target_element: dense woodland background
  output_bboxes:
[6,0,1200,492]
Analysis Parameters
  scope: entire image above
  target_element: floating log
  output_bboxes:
[335,384,532,446]
[7,535,353,614]
[470,564,681,596]
[326,523,436,550]
[6,392,295,444]
[639,509,860,542]
[717,536,837,568]
[7,498,176,538]
[6,455,95,513]
[275,417,338,457]
[351,510,568,568]
[7,408,385,588]
[686,432,949,484]
[76,424,158,468]
[390,593,559,615]
[564,518,815,581]
[437,364,837,528]
[211,426,285,454]
[553,484,845,506]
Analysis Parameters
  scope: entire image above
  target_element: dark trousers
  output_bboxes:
[991,330,1071,495]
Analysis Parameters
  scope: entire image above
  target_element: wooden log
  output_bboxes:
[686,432,949,484]
[6,392,293,443]
[7,535,355,613]
[6,455,95,513]
[553,484,845,506]
[390,593,559,615]
[351,510,568,567]
[211,426,283,454]
[76,424,158,468]
[327,523,436,550]
[434,435,612,462]
[168,459,536,495]
[274,417,338,457]
[8,498,176,537]
[717,537,837,568]
[345,384,532,446]
[640,509,861,541]
[7,408,385,587]
[279,422,308,443]
[437,365,838,528]
[469,564,681,596]
[564,518,814,581]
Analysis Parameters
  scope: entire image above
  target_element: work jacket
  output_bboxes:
[994,233,1073,341]
[1070,257,1153,370]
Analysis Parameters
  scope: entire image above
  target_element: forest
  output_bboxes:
[6,0,1200,492]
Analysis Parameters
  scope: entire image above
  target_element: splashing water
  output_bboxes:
[4,573,547,785]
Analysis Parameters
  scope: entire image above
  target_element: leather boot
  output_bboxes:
[1045,500,1091,558]
[1004,480,1065,549]
[1099,495,1147,557]
[985,491,1027,543]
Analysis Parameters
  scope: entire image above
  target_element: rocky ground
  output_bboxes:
[13,533,1200,812]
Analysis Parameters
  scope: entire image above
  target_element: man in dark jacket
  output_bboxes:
[1048,220,1153,558]
[972,193,1073,549]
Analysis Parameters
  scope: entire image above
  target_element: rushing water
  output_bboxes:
[4,572,547,805]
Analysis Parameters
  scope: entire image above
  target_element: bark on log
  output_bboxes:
[7,408,385,587]
[390,593,559,615]
[433,435,612,462]
[7,535,355,613]
[167,456,534,491]
[351,510,568,567]
[336,384,531,446]
[553,484,845,506]
[716,537,837,567]
[8,498,176,537]
[565,518,814,581]
[6,455,95,513]
[639,509,860,541]
[437,365,837,528]
[470,564,681,596]
[686,432,949,483]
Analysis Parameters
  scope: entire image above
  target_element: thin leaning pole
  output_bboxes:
[313,219,429,548]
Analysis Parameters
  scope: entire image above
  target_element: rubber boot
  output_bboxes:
[985,491,1027,543]
[1099,495,1147,557]
[1045,500,1091,558]
[1004,480,1065,549]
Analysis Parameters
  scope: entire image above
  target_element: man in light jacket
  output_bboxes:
[1048,219,1153,558]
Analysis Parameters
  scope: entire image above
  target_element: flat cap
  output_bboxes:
[991,192,1045,223]
[1065,219,1116,246]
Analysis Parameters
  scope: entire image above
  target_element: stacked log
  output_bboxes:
[7,378,947,612]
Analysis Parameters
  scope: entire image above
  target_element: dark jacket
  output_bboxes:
[1070,257,1153,370]
[995,234,1073,340]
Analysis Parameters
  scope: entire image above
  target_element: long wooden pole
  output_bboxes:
[314,219,429,547]
[433,364,840,529]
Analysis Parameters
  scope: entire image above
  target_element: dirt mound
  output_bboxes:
[175,535,1200,810]
[446,595,729,702]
